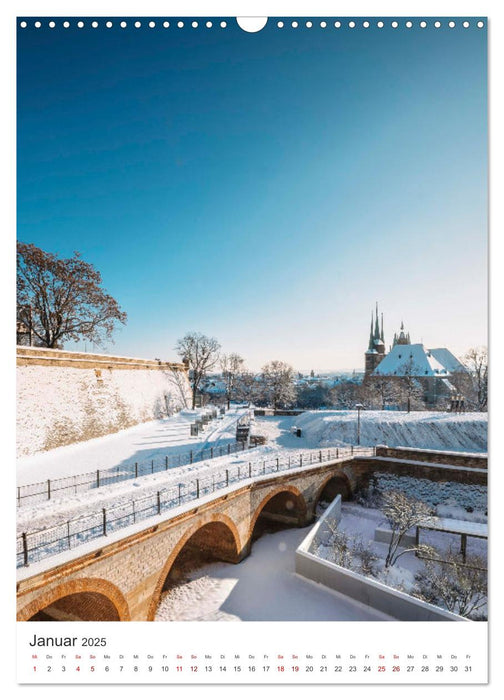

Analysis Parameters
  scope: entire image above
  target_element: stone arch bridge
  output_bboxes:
[17,448,486,622]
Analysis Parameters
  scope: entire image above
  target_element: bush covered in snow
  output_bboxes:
[356,473,487,521]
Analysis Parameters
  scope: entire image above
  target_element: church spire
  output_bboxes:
[368,312,374,350]
[381,313,384,342]
[374,302,380,340]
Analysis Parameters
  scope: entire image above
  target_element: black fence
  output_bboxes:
[17,441,251,507]
[16,446,374,568]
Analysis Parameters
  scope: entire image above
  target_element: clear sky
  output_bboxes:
[17,18,487,371]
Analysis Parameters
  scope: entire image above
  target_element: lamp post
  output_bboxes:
[355,403,364,446]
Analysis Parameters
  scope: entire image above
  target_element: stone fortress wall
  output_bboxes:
[16,347,191,457]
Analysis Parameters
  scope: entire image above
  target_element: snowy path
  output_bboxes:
[17,407,247,485]
[155,526,395,622]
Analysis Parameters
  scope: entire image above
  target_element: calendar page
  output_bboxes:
[13,0,492,689]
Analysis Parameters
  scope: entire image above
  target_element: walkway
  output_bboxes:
[156,526,394,622]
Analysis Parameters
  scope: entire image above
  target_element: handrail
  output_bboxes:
[16,446,375,568]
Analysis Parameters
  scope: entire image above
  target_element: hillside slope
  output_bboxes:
[295,410,487,452]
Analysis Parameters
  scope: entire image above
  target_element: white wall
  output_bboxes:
[17,364,191,456]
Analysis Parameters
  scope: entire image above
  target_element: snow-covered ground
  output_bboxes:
[155,526,394,622]
[292,410,487,452]
[16,407,488,622]
[314,501,487,619]
[17,407,247,485]
[16,409,486,576]
[18,409,487,488]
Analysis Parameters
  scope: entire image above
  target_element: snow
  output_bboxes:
[365,472,487,520]
[315,502,487,605]
[17,407,246,485]
[372,343,449,376]
[155,526,394,621]
[16,409,486,580]
[16,444,366,571]
[429,348,467,373]
[17,363,191,457]
[294,410,487,452]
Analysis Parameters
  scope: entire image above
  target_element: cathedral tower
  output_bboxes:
[365,302,386,376]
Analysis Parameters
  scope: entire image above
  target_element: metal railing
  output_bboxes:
[16,446,375,568]
[16,441,250,507]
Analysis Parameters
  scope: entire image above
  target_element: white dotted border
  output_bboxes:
[19,18,486,30]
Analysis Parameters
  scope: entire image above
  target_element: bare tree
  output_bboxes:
[361,375,402,410]
[329,380,362,409]
[381,491,434,568]
[415,550,487,619]
[463,346,488,411]
[17,242,127,349]
[396,358,425,412]
[220,353,245,409]
[175,332,221,409]
[234,370,260,405]
[260,360,296,409]
[167,365,190,410]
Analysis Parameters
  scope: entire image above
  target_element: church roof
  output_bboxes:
[428,348,466,373]
[372,343,452,377]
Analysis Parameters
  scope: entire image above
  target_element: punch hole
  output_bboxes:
[34,21,41,28]
[420,21,427,28]
[478,21,484,28]
[277,21,284,28]
[306,21,312,28]
[349,21,355,28]
[206,21,212,28]
[149,21,156,28]
[406,21,413,28]
[463,21,470,28]
[63,21,70,28]
[363,21,370,28]
[334,21,341,28]
[135,21,141,28]
[377,21,384,28]
[92,21,98,28]
[320,21,327,28]
[78,21,84,28]
[292,21,299,28]
[392,21,398,28]
[164,21,170,28]
[237,17,268,33]
[220,21,227,28]
[121,21,127,28]
[435,21,441,28]
[192,21,198,28]
[49,21,55,28]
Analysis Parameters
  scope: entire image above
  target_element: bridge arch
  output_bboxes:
[17,577,131,622]
[147,513,242,621]
[249,485,308,543]
[314,471,353,510]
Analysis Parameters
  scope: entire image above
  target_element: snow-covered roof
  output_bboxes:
[372,343,450,377]
[428,348,466,373]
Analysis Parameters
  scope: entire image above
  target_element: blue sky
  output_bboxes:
[17,18,487,370]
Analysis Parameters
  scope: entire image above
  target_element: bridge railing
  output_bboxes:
[16,445,375,568]
[16,440,251,507]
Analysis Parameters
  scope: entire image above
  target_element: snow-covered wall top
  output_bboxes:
[16,347,191,457]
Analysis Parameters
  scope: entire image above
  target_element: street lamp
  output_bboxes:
[355,403,364,446]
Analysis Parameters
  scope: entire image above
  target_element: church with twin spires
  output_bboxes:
[364,303,466,403]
